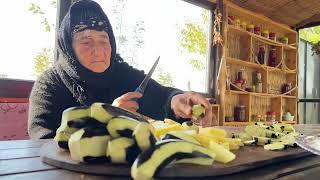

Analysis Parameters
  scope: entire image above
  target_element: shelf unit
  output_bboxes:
[218,1,298,126]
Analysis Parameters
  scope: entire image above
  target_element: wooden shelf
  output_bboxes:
[227,25,297,50]
[281,121,297,124]
[227,57,297,74]
[223,122,249,126]
[219,2,299,126]
[227,57,267,69]
[282,95,297,99]
[228,90,295,98]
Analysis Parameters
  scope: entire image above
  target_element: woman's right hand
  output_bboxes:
[112,92,142,112]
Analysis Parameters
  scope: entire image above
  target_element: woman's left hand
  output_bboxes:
[171,92,216,127]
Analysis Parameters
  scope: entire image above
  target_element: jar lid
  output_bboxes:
[237,105,245,108]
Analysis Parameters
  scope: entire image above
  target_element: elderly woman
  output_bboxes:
[28,0,216,139]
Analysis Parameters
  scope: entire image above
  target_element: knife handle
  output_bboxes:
[131,87,144,102]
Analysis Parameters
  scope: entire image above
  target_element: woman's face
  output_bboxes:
[72,29,112,73]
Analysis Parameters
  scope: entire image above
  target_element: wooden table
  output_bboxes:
[1,139,320,180]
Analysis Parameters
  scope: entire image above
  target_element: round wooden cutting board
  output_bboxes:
[40,140,311,178]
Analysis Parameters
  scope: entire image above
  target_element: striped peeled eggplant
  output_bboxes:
[54,106,90,149]
[106,137,140,164]
[68,126,111,163]
[107,116,140,138]
[67,117,106,129]
[161,131,200,145]
[91,103,145,123]
[131,139,216,180]
[182,121,199,132]
[132,122,156,151]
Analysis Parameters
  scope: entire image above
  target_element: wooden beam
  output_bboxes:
[183,0,215,10]
[54,0,72,61]
[0,79,34,98]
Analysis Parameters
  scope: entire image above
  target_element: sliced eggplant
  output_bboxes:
[107,116,140,138]
[68,126,110,163]
[67,117,106,129]
[106,137,140,164]
[131,139,216,180]
[91,103,146,123]
[161,131,200,145]
[243,140,256,145]
[182,121,199,132]
[132,122,156,151]
[254,136,271,146]
[54,106,90,149]
[90,103,118,123]
[264,142,285,151]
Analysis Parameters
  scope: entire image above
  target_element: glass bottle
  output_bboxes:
[257,46,265,64]
[268,47,277,67]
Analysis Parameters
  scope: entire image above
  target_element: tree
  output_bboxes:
[179,10,209,71]
[156,68,175,87]
[34,48,54,77]
[299,26,320,43]
[111,0,145,67]
[28,0,56,78]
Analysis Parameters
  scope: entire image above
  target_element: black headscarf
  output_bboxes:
[56,0,121,105]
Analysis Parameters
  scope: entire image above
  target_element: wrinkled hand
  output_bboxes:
[171,92,217,127]
[112,92,142,112]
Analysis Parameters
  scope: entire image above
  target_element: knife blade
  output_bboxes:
[132,56,160,101]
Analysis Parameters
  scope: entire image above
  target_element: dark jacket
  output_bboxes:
[28,55,183,139]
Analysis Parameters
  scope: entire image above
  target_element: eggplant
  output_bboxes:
[182,121,199,132]
[91,103,146,123]
[106,137,140,164]
[132,122,156,151]
[54,106,90,149]
[161,131,200,145]
[67,117,106,129]
[253,136,271,146]
[107,116,140,138]
[131,139,216,180]
[68,126,111,163]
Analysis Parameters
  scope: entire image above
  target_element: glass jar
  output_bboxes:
[234,105,246,122]
[256,82,263,93]
[235,18,241,28]
[254,25,261,35]
[237,69,245,80]
[241,21,247,30]
[268,47,277,67]
[257,46,265,64]
[267,111,276,121]
[269,32,276,41]
[225,116,234,122]
[281,36,289,44]
[228,15,235,25]
[282,83,292,95]
[247,23,254,33]
[262,30,269,38]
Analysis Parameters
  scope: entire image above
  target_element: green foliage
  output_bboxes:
[34,48,54,77]
[189,59,205,71]
[180,22,207,55]
[299,26,320,43]
[28,2,56,32]
[179,10,208,71]
[28,1,56,77]
[157,69,175,87]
